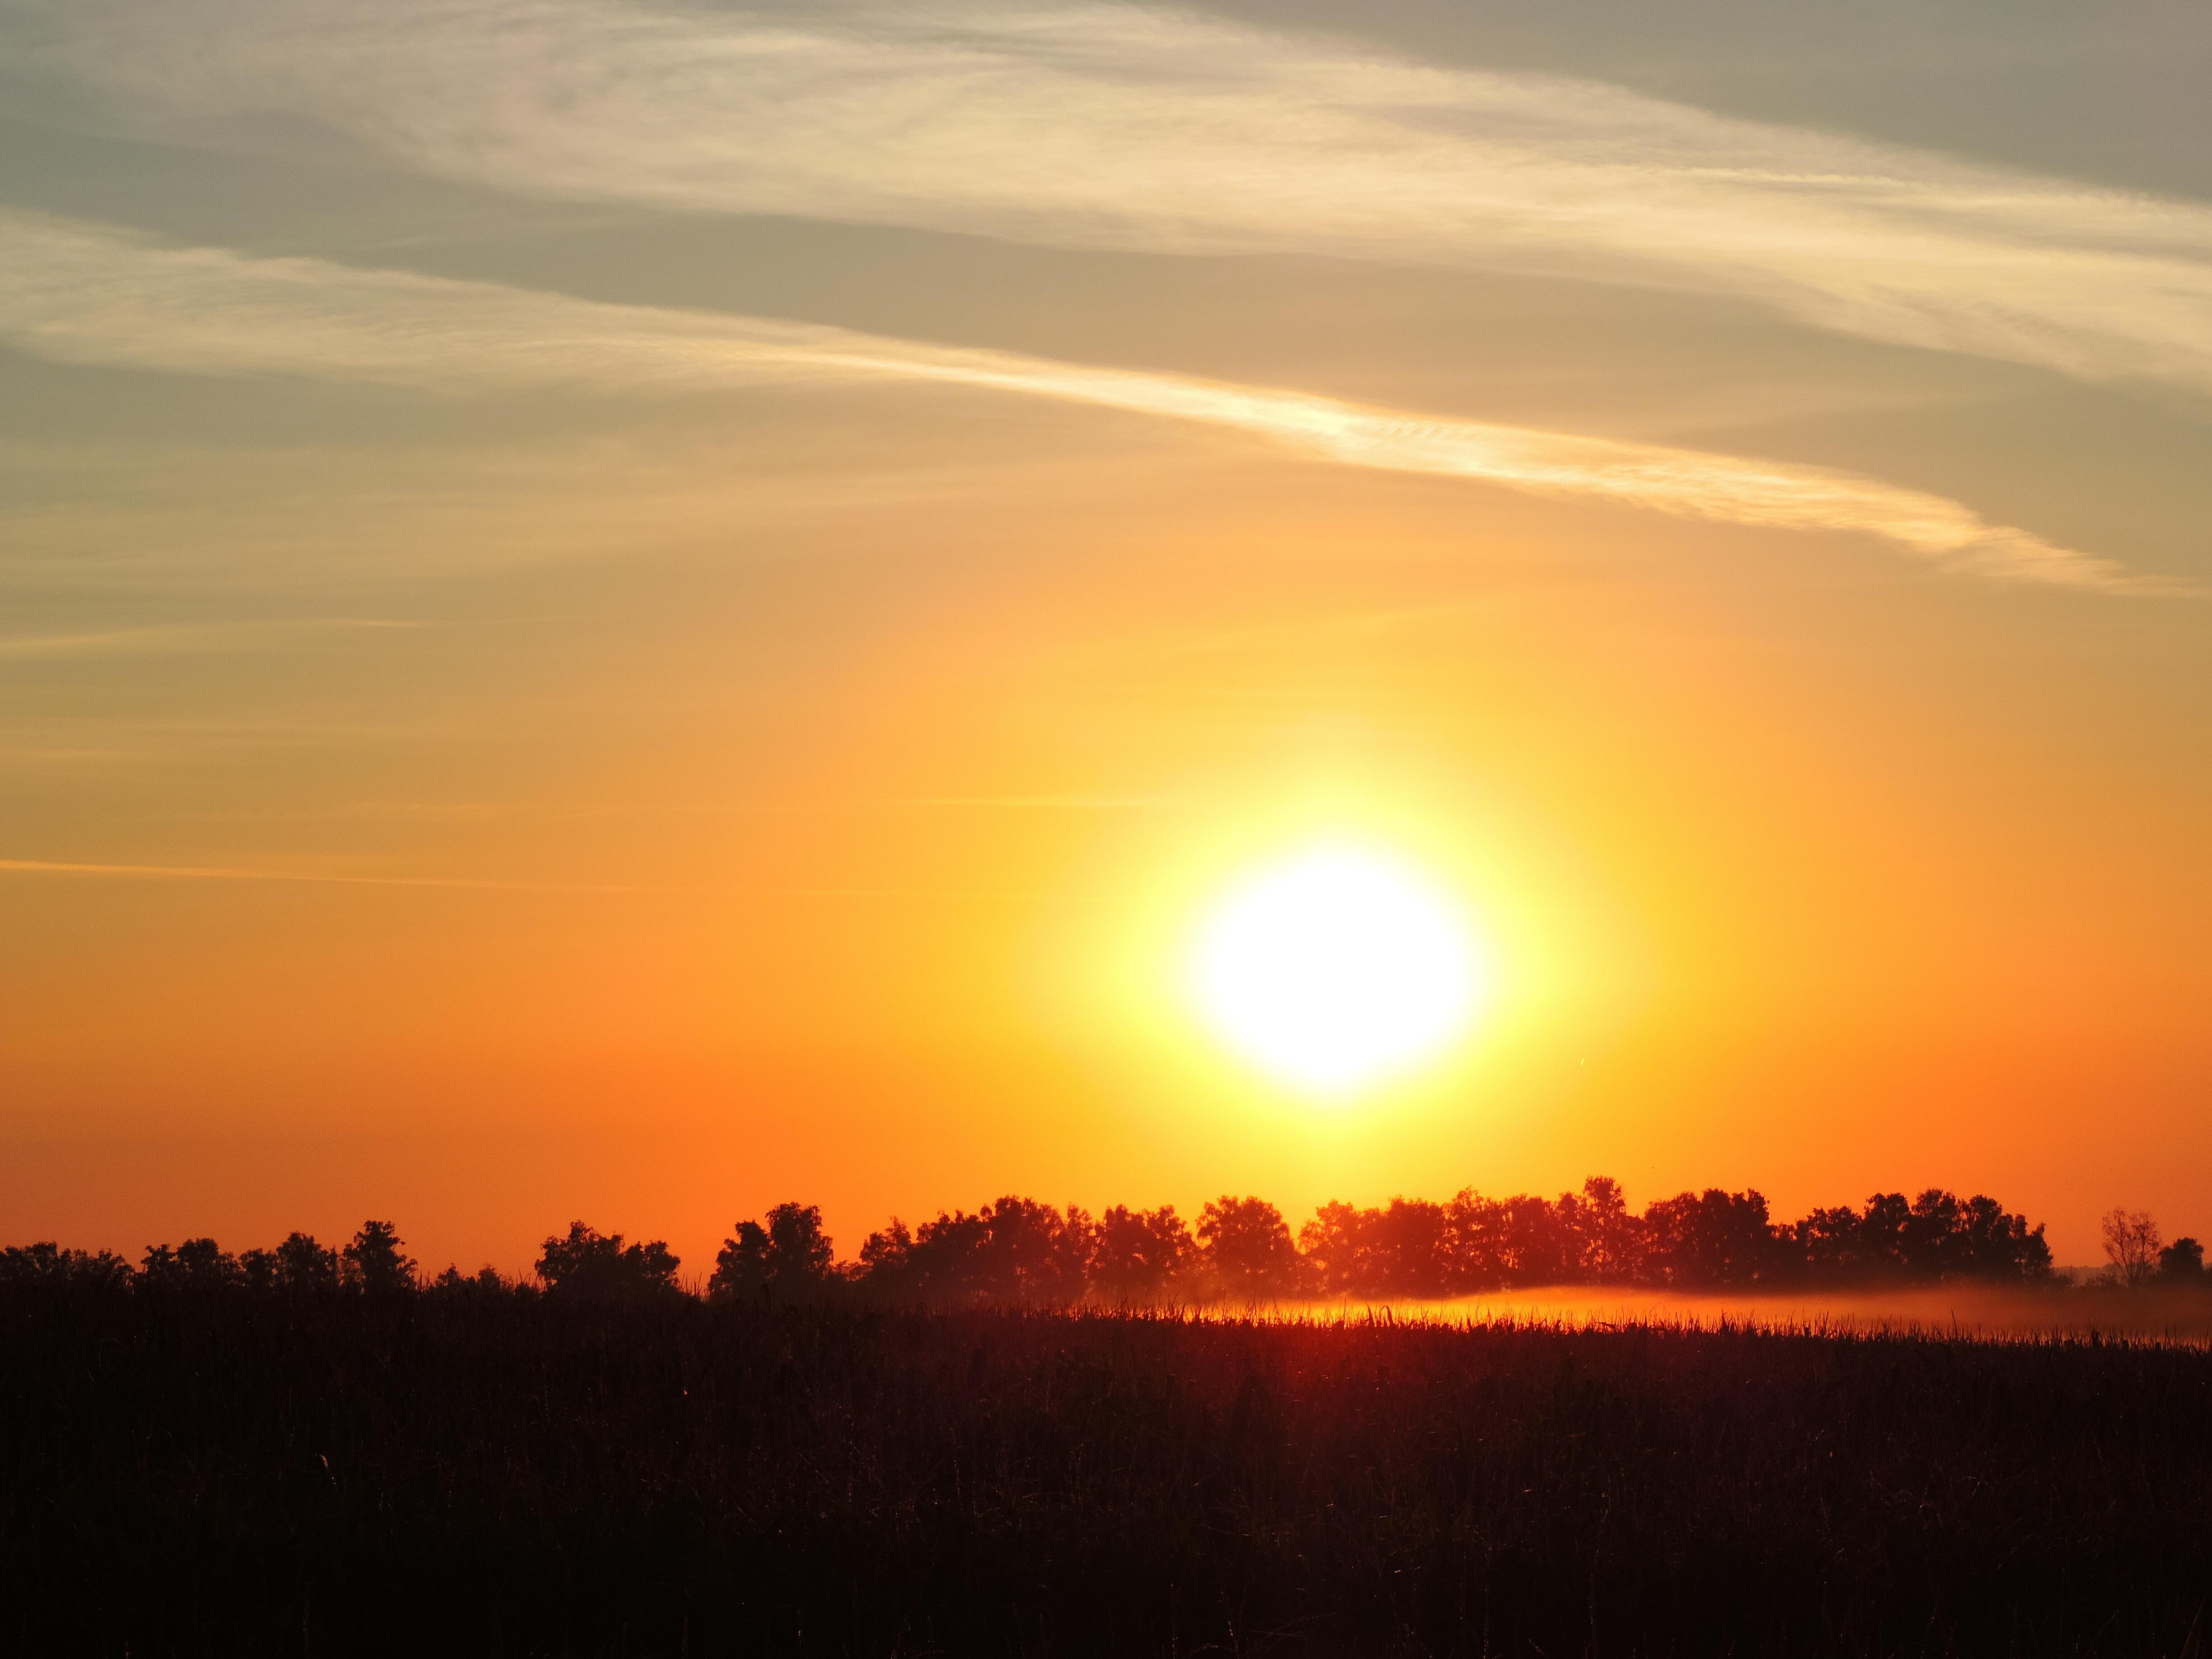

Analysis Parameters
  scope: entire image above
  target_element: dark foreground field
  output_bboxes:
[6,1291,2211,1657]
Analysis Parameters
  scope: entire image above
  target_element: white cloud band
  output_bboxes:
[0,211,2143,589]
[15,0,2212,391]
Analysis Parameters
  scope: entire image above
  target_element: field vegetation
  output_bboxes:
[7,1184,2209,1653]
[5,1278,2211,1656]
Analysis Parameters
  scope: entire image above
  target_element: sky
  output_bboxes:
[2,0,2207,1275]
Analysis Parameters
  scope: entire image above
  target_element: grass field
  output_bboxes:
[6,1286,2211,1656]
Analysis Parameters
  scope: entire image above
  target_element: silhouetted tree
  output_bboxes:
[137,1238,243,1292]
[1950,1194,2053,1280]
[1369,1198,1452,1295]
[1901,1189,1970,1274]
[1640,1190,1777,1287]
[0,1242,133,1289]
[709,1202,839,1302]
[344,1221,417,1293]
[1286,1178,2052,1297]
[1855,1192,1916,1275]
[1786,1190,2048,1283]
[710,1220,773,1299]
[767,1202,835,1280]
[1792,1204,1867,1279]
[1445,1190,1583,1287]
[1298,1201,1373,1297]
[867,1197,1092,1306]
[272,1232,342,1291]
[1090,1204,1194,1302]
[1439,1190,1505,1289]
[238,1247,276,1292]
[1500,1193,1575,1284]
[1566,1177,1640,1281]
[2158,1237,2204,1281]
[1438,1190,1575,1288]
[1198,1196,1303,1299]
[0,1173,2083,1314]
[855,1218,915,1293]
[891,1210,985,1301]
[973,1197,1088,1303]
[2102,1208,2162,1288]
[536,1222,680,1299]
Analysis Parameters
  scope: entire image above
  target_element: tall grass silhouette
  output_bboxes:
[5,1275,2211,1655]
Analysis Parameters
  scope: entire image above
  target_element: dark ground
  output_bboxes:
[5,1288,2210,1656]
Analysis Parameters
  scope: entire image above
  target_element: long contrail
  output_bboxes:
[0,211,2147,590]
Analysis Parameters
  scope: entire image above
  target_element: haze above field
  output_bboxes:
[1,0,2207,1274]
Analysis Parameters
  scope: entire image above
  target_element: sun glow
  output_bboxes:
[1190,844,1491,1097]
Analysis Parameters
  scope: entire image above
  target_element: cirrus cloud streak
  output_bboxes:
[0,211,2144,590]
[13,0,2212,392]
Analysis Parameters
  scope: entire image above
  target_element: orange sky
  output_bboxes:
[3,0,2209,1273]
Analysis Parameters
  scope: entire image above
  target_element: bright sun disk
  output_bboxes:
[1190,844,1490,1097]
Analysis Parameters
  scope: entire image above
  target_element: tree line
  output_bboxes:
[704,1181,2069,1305]
[0,1220,421,1295]
[15,1178,2197,1305]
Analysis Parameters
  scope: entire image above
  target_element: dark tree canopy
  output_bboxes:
[345,1222,417,1293]
[0,1179,2077,1310]
[1091,1204,1195,1301]
[1198,1197,1303,1298]
[536,1222,680,1299]
[709,1202,838,1302]
[852,1196,1097,1306]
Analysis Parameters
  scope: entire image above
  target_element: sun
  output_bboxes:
[1189,843,1491,1097]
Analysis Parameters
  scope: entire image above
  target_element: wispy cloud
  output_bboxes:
[0,856,649,890]
[0,211,2144,589]
[0,857,1088,903]
[882,794,1175,810]
[15,0,2212,390]
[0,619,434,658]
